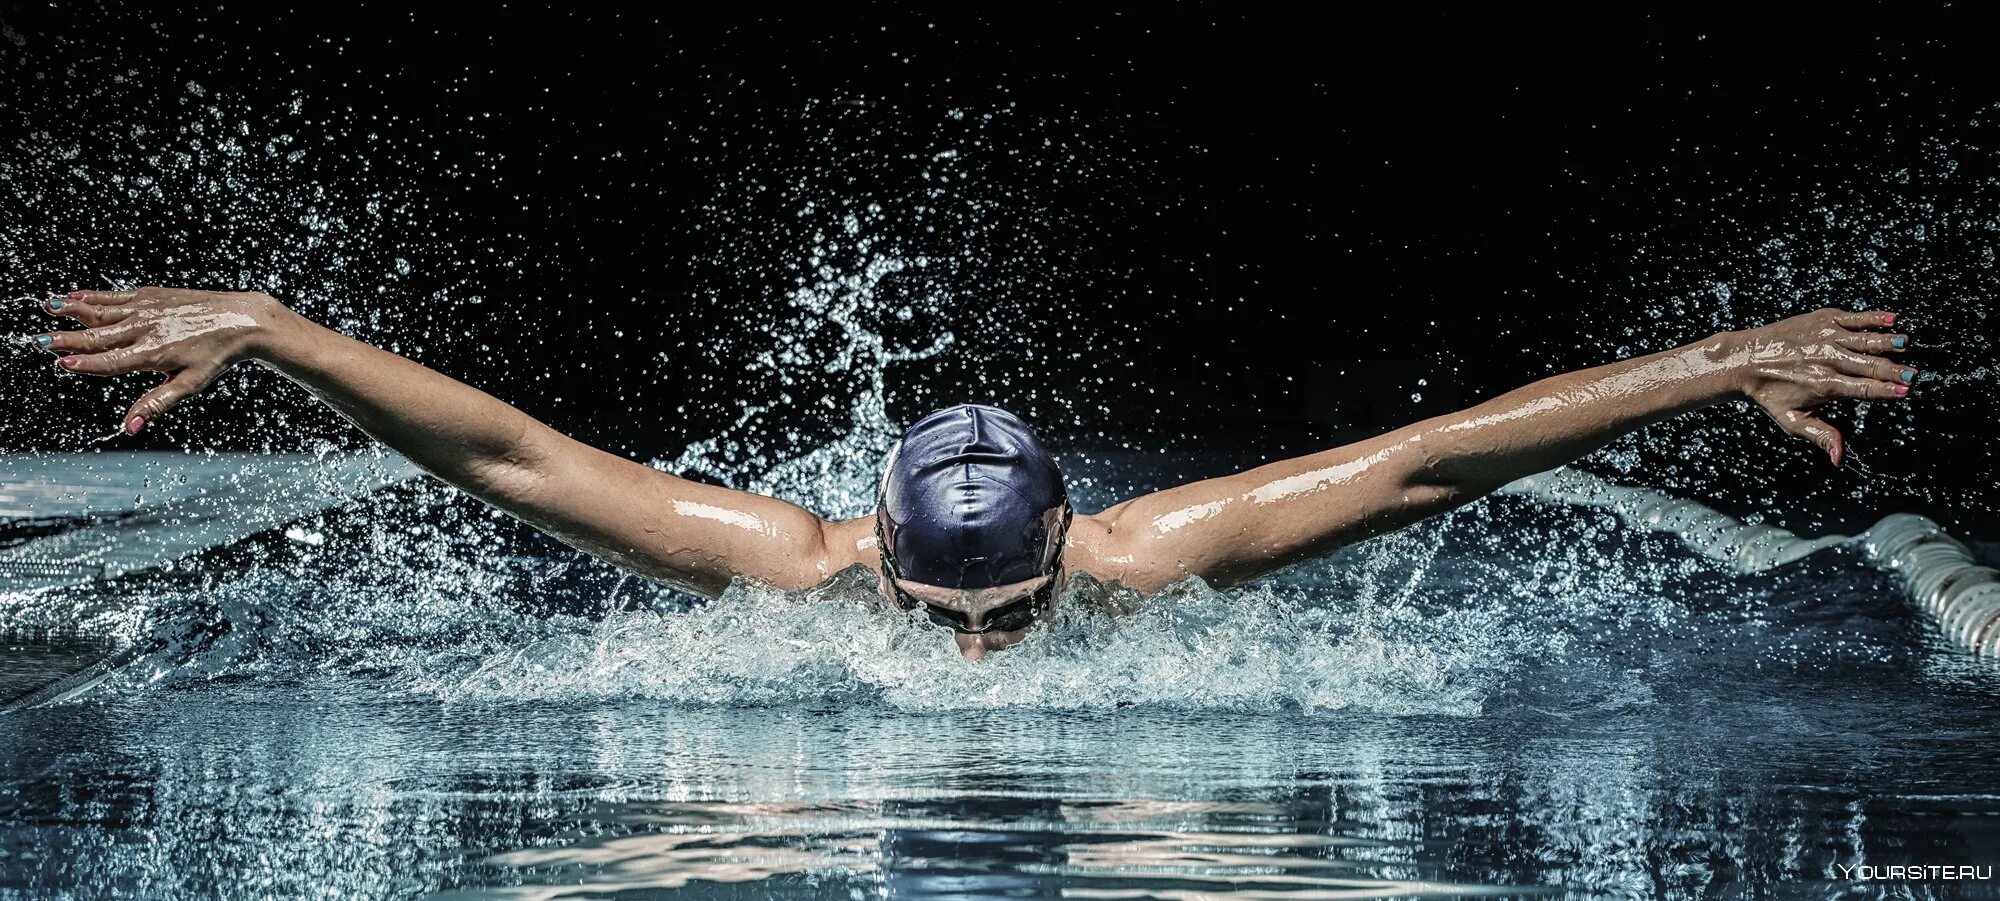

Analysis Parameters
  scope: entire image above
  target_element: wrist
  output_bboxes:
[241,294,316,364]
[1698,329,1755,397]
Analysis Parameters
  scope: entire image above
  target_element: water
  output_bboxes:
[3,453,1999,898]
[7,684,1993,899]
[6,12,2000,895]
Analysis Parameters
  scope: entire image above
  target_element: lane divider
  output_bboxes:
[1500,468,2000,656]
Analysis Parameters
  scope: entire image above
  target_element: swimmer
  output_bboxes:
[32,288,1915,658]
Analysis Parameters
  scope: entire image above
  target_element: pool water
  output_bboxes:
[2,453,1998,898]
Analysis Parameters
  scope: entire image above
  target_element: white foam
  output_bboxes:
[398,560,1531,716]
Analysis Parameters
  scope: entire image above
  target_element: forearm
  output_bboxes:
[1413,332,1745,496]
[250,303,560,492]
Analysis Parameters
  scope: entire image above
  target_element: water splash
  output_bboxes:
[12,477,1908,718]
[2,20,1985,719]
[397,562,1528,715]
[657,101,1148,516]
[1570,120,2000,517]
[663,246,950,518]
[3,46,511,451]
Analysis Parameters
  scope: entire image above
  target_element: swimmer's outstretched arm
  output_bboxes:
[37,287,858,596]
[1069,308,1912,592]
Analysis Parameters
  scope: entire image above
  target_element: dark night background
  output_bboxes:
[1,3,1994,535]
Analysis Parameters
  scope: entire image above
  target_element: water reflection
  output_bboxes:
[6,681,1991,898]
[443,796,1511,900]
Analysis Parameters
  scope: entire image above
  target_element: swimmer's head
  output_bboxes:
[875,404,1071,654]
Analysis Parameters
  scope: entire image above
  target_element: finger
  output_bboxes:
[89,304,139,325]
[1823,348,1915,384]
[120,368,214,434]
[1835,331,1910,354]
[1776,410,1844,467]
[57,288,190,325]
[42,296,144,327]
[68,289,140,306]
[55,346,158,377]
[42,320,144,355]
[1830,309,1898,330]
[40,295,115,327]
[1821,374,1907,401]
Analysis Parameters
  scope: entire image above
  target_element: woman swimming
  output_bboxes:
[32,288,1914,659]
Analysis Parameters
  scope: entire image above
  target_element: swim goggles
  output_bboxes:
[884,570,1059,634]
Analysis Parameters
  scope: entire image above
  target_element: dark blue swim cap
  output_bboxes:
[876,404,1070,589]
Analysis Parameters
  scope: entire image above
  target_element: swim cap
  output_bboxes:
[876,404,1070,589]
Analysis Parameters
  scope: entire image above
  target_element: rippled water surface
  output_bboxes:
[3,454,1998,899]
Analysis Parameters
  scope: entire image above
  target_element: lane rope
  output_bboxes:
[1500,468,2000,656]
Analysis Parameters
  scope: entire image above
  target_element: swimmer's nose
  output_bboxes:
[956,633,988,660]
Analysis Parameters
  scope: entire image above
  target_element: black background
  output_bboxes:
[2,3,1994,533]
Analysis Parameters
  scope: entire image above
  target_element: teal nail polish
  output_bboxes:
[47,298,64,310]
[1901,369,1916,383]
[1892,336,1907,349]
[33,334,52,348]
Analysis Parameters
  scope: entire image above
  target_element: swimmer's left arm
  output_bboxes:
[1071,308,1912,592]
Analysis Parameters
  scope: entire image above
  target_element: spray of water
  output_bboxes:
[1564,121,1999,518]
[1,32,1981,715]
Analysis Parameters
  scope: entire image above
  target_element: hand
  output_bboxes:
[1726,307,1912,467]
[35,286,292,435]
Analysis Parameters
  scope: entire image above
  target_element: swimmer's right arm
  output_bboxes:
[38,287,865,596]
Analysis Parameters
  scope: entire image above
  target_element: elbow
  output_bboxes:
[461,455,550,508]
[1404,440,1487,512]
[1400,480,1471,516]
[460,432,556,507]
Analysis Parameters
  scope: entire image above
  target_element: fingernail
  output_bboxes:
[1901,369,1916,383]
[1894,384,1910,397]
[47,298,64,311]
[1883,312,1898,326]
[1891,336,1907,349]
[58,355,77,368]
[126,416,145,435]
[66,291,84,300]
[32,334,52,348]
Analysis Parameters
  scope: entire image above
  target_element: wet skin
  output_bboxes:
[35,288,1914,659]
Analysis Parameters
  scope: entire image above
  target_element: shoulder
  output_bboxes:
[819,514,883,576]
[1060,509,1157,595]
